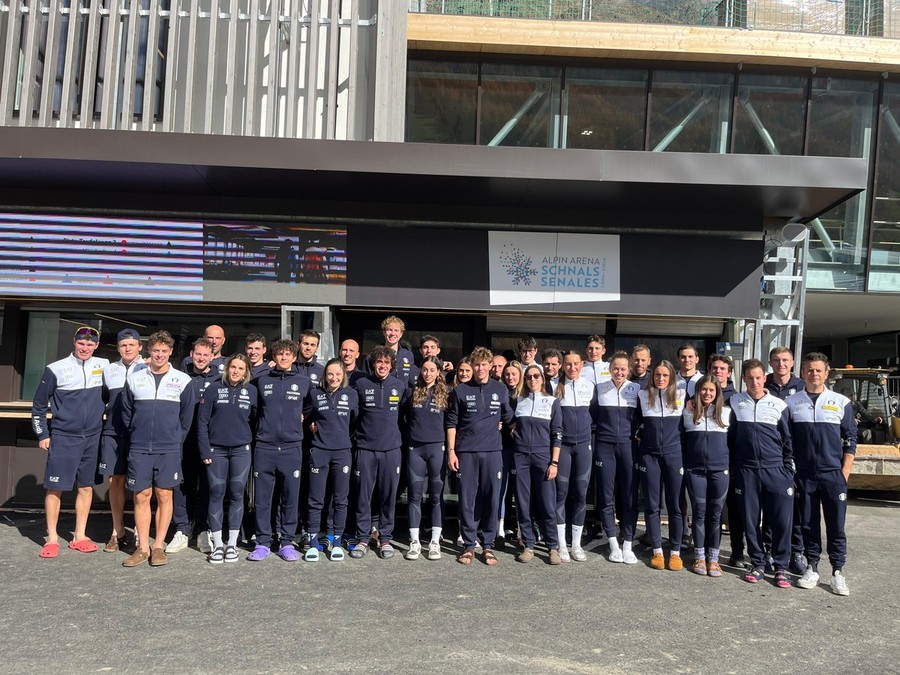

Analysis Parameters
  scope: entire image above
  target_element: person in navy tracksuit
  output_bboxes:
[631,345,652,390]
[247,339,309,562]
[787,352,857,596]
[350,346,409,559]
[635,360,685,571]
[682,375,731,578]
[555,350,595,562]
[591,351,641,564]
[512,365,562,565]
[32,325,109,558]
[303,358,358,562]
[362,315,417,384]
[447,347,514,566]
[728,358,794,588]
[197,353,257,564]
[404,356,448,561]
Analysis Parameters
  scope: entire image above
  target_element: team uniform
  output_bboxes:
[677,371,703,399]
[181,354,225,377]
[363,347,417,384]
[100,358,146,476]
[405,387,447,546]
[582,359,611,385]
[556,376,595,555]
[32,353,109,490]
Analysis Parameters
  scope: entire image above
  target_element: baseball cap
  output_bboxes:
[117,328,142,343]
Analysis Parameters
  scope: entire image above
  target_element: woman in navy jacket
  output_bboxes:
[682,375,731,577]
[197,353,258,564]
[635,360,686,571]
[404,356,448,560]
[304,358,358,562]
[512,364,562,565]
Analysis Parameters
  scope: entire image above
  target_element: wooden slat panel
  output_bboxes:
[140,0,161,131]
[38,0,64,125]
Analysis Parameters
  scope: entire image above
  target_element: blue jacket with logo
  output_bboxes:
[364,347,417,384]
[446,379,514,453]
[352,373,408,451]
[406,386,447,446]
[765,374,805,400]
[682,405,732,471]
[197,381,258,460]
[786,389,856,476]
[304,385,358,451]
[513,392,562,454]
[102,359,147,439]
[558,377,595,445]
[727,391,793,471]
[121,366,195,453]
[32,353,110,440]
[635,388,685,455]
[253,367,310,450]
[592,380,640,445]
[295,358,326,389]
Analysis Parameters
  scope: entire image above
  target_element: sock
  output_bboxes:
[211,530,223,548]
[608,537,621,552]
[833,567,842,576]
[410,527,420,544]
[333,534,342,547]
[810,561,818,573]
[498,518,504,535]
[694,547,705,560]
[653,547,663,556]
[670,550,681,558]
[708,548,719,562]
[557,524,567,549]
[572,524,584,550]
[431,527,442,544]
[226,530,238,547]
[622,540,633,553]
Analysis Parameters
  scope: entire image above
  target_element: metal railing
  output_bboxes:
[0,0,378,138]
[409,0,898,38]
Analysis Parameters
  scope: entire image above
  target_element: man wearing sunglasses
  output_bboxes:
[32,326,110,558]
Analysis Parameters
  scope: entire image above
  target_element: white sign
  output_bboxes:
[489,232,620,306]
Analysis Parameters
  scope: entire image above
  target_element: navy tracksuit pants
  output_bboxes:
[253,446,302,548]
[498,444,516,530]
[205,445,252,533]
[354,448,401,544]
[639,451,684,550]
[725,472,746,557]
[737,466,794,571]
[308,447,352,541]
[457,451,502,550]
[407,443,446,531]
[556,441,592,527]
[796,470,849,569]
[514,451,558,550]
[684,468,729,553]
[594,440,639,541]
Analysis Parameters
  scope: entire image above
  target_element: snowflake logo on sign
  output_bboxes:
[499,244,537,286]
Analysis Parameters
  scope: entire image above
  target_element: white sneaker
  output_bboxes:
[474,541,483,554]
[405,541,421,560]
[608,548,624,563]
[197,530,212,554]
[165,531,189,554]
[830,570,849,596]
[622,549,638,565]
[427,541,441,560]
[572,547,587,562]
[797,567,820,589]
[559,547,571,563]
[456,535,464,548]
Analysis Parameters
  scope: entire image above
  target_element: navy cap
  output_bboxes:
[117,328,142,343]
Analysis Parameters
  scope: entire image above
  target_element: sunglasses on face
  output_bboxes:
[525,374,543,381]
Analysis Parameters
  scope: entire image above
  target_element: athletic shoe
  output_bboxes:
[830,570,850,596]
[692,558,707,576]
[744,567,764,583]
[380,542,395,559]
[456,535,465,548]
[789,553,808,575]
[667,555,684,571]
[608,548,624,563]
[349,542,368,559]
[728,553,746,568]
[164,531,189,554]
[797,567,820,589]
[277,544,300,561]
[247,545,271,561]
[764,554,776,573]
[224,546,239,563]
[300,531,312,548]
[516,548,535,563]
[707,560,722,577]
[474,541,484,555]
[622,549,638,565]
[427,541,441,560]
[650,553,665,570]
[548,549,562,565]
[405,541,421,560]
[571,547,587,562]
[559,547,571,563]
[208,547,225,564]
[197,530,213,554]
[774,570,791,588]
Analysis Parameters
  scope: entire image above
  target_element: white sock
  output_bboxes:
[498,518,504,534]
[571,524,584,550]
[227,530,239,547]
[431,527,442,543]
[609,537,621,552]
[623,540,633,552]
[653,547,663,556]
[670,550,681,558]
[410,527,420,544]
[557,524,567,549]
[211,530,223,548]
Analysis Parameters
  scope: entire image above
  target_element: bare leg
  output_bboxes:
[133,488,153,554]
[45,490,63,543]
[72,485,94,541]
[109,475,127,537]
[154,487,174,549]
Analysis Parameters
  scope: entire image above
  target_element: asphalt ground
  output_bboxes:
[1,495,899,674]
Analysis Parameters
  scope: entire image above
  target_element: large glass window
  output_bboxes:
[648,71,733,153]
[563,68,648,150]
[479,64,562,148]
[869,82,900,291]
[732,73,807,156]
[806,77,878,291]
[406,60,478,144]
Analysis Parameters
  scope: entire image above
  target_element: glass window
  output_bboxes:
[563,67,648,151]
[479,64,562,148]
[869,82,900,291]
[648,70,733,153]
[732,73,807,156]
[806,77,878,292]
[406,60,478,144]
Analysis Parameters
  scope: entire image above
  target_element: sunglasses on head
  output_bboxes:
[74,326,100,340]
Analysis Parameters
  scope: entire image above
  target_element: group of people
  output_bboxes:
[31,317,856,595]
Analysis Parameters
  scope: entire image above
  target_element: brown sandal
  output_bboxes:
[104,534,121,553]
[482,549,498,566]
[456,549,475,565]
